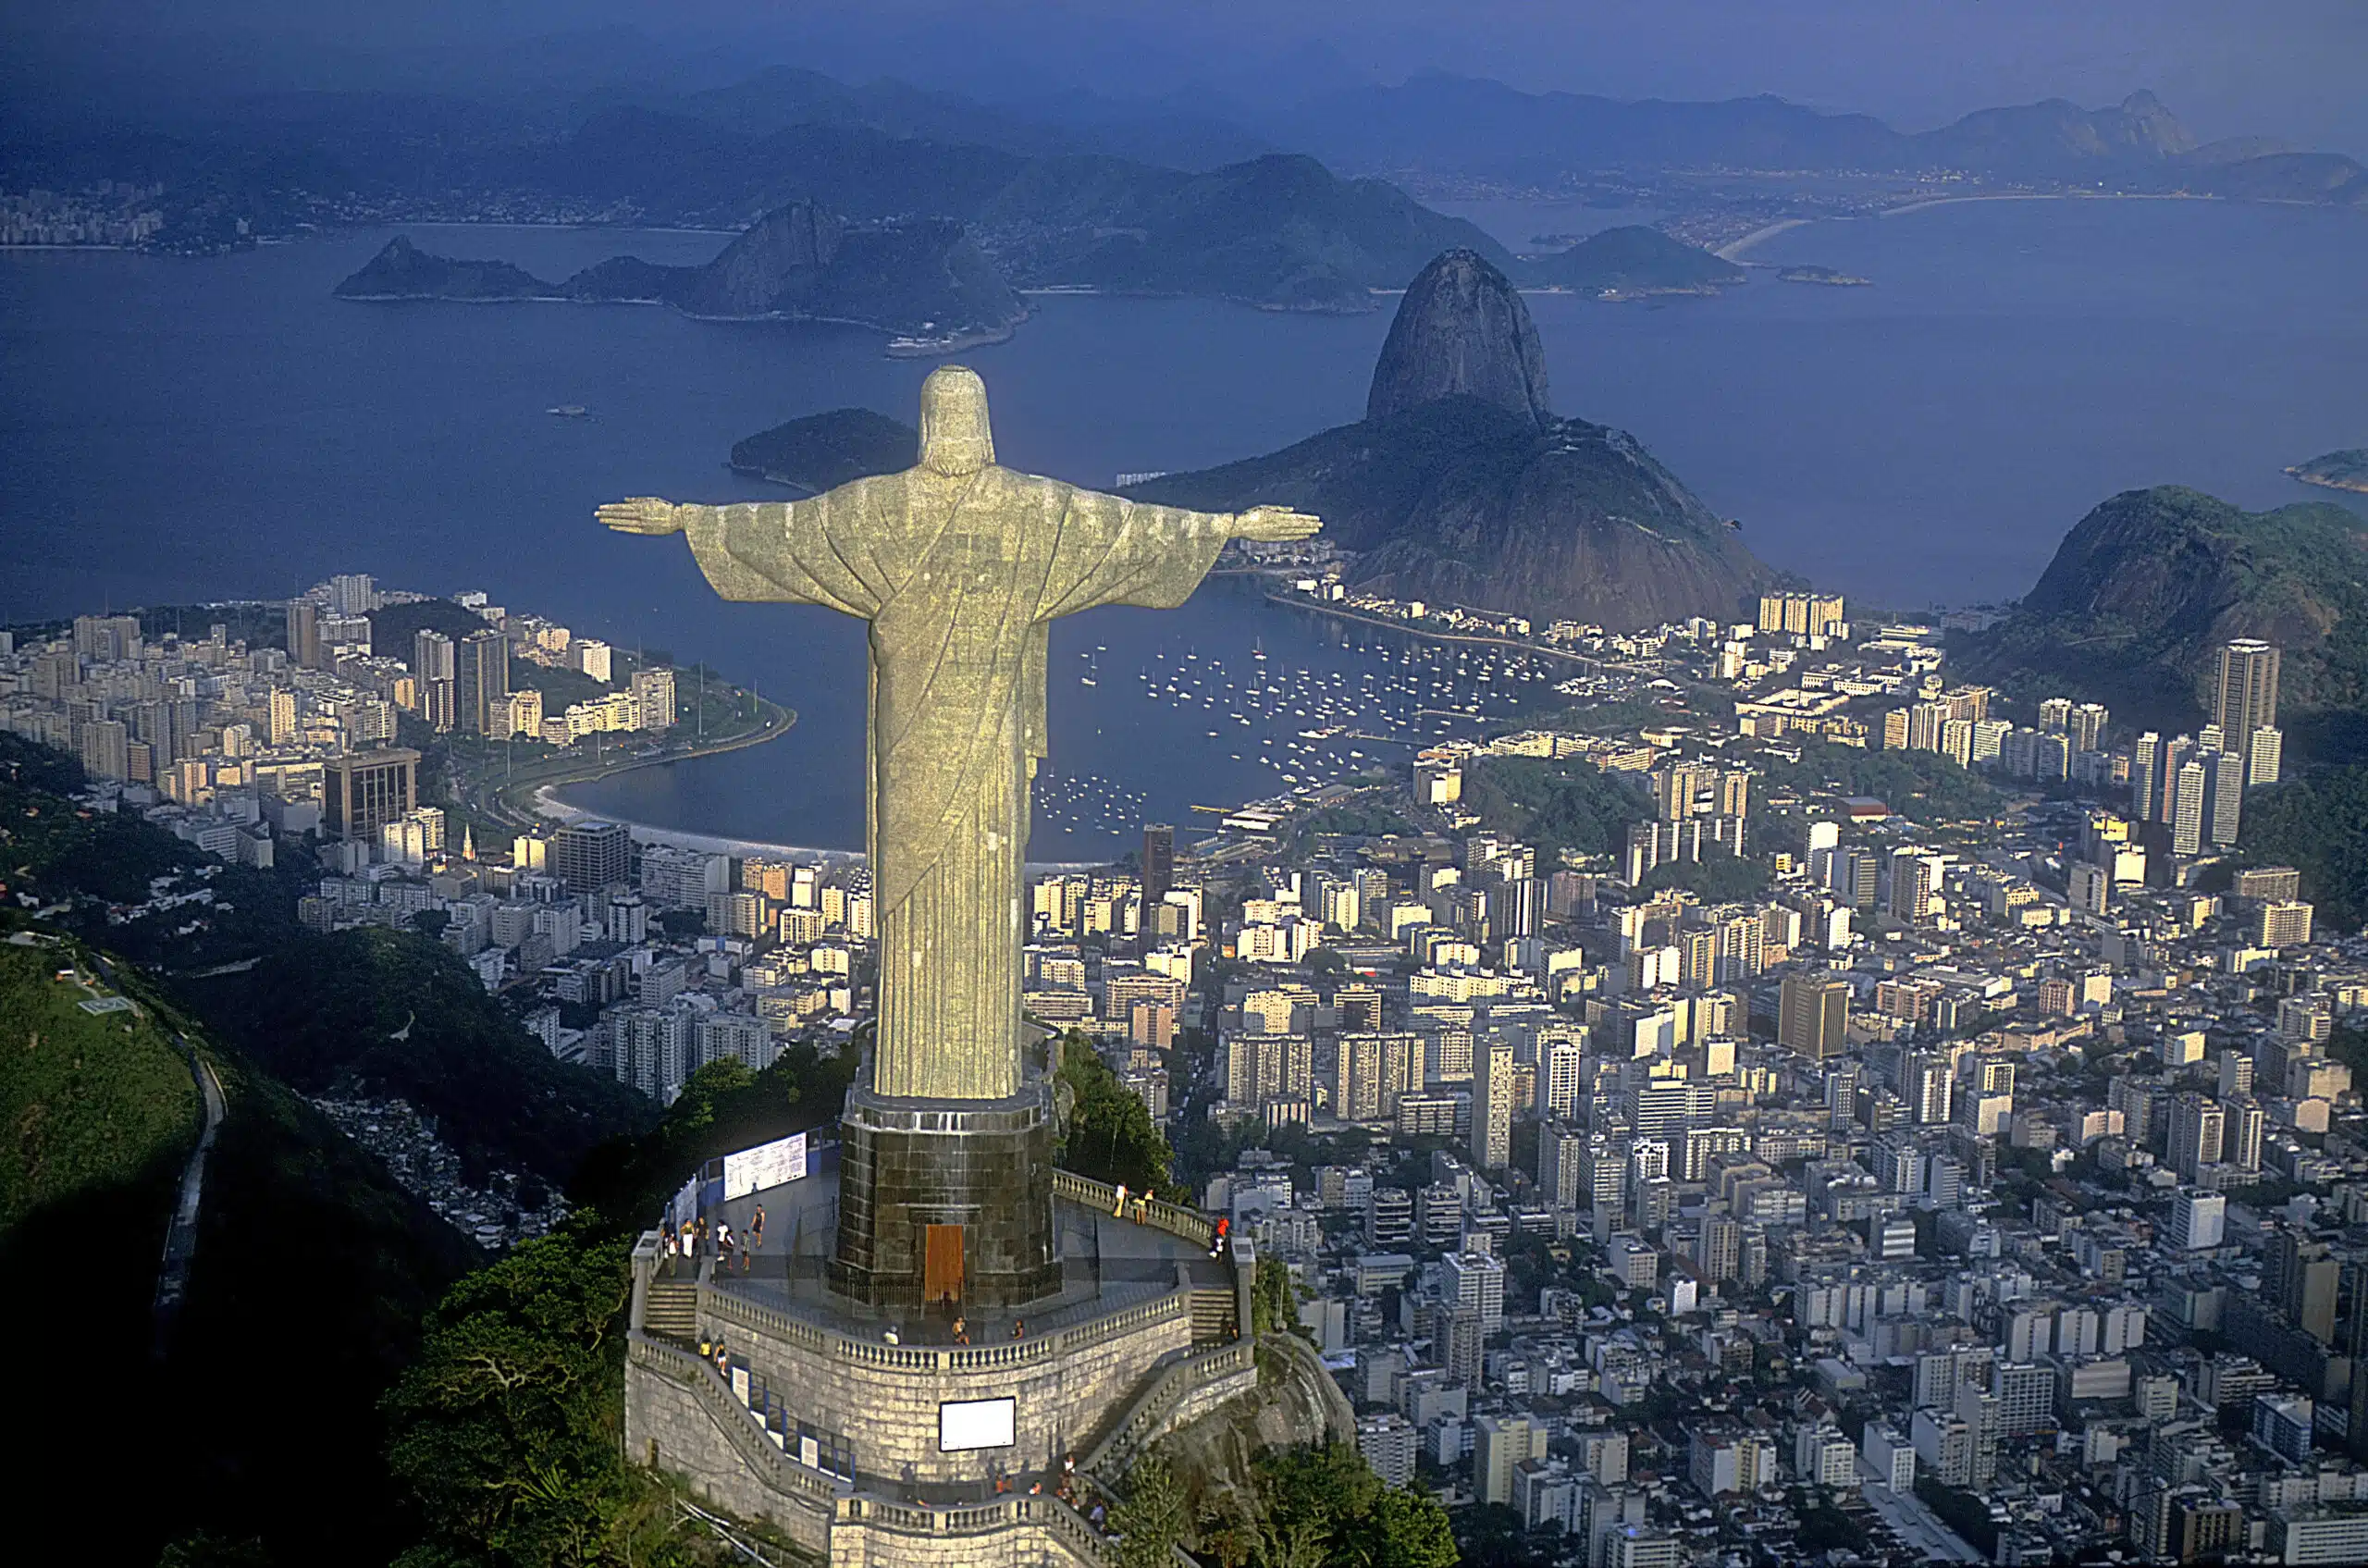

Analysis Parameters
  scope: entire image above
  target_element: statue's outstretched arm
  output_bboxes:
[596,496,874,616]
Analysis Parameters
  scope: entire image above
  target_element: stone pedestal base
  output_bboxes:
[830,1081,1060,1310]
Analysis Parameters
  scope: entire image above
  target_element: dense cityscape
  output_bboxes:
[8,555,2364,1565]
[6,7,2365,1566]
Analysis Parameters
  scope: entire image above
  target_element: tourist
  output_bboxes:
[661,1223,678,1277]
[953,1315,970,1345]
[749,1203,766,1259]
[883,1325,900,1346]
[1011,1317,1025,1340]
[717,1221,734,1272]
[1112,1182,1128,1217]
[1211,1216,1229,1257]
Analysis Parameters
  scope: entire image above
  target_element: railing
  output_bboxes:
[1054,1169,1216,1249]
[837,1492,1121,1567]
[1080,1339,1257,1475]
[630,1332,849,1510]
[697,1276,1190,1376]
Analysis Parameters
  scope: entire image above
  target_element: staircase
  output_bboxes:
[1190,1287,1237,1345]
[645,1279,698,1343]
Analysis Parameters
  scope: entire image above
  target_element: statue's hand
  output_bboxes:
[597,497,685,536]
[1232,506,1322,543]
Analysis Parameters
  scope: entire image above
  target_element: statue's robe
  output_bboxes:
[682,465,1227,1101]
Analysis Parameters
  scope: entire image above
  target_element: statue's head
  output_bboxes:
[919,364,995,475]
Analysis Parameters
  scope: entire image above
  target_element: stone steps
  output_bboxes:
[646,1280,698,1342]
[1190,1287,1236,1345]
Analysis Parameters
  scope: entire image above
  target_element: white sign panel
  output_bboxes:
[938,1398,1017,1452]
[723,1132,808,1200]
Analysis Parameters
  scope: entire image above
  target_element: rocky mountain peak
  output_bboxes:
[1366,248,1552,427]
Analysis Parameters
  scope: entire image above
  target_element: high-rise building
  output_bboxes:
[1475,1415,1548,1506]
[456,629,510,736]
[630,666,677,731]
[1471,1041,1516,1170]
[2169,1191,2225,1250]
[2249,724,2284,788]
[2214,639,2280,779]
[2167,1092,2224,1180]
[1778,975,1850,1058]
[323,747,420,843]
[2204,749,2245,849]
[329,573,377,615]
[1140,822,1175,909]
[1539,1035,1585,1120]
[286,599,323,669]
[2169,758,2208,858]
[1336,985,1383,1034]
[552,819,633,895]
[78,717,130,781]
[2258,900,2315,947]
[413,629,457,732]
[1443,1249,1507,1335]
[2131,732,2164,822]
[2266,1229,2341,1346]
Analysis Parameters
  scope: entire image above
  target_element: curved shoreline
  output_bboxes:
[489,692,796,829]
[1714,217,1812,261]
[1260,586,1600,665]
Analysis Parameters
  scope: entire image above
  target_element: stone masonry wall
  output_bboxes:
[699,1286,1193,1486]
[624,1354,833,1557]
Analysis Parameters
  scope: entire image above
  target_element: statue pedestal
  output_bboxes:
[830,1080,1061,1310]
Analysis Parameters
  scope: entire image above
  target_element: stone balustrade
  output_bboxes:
[1081,1338,1257,1475]
[1053,1168,1216,1248]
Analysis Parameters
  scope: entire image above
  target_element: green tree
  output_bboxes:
[1110,1451,1189,1568]
[1252,1255,1302,1338]
[381,1226,642,1567]
[1056,1034,1178,1199]
[1247,1444,1458,1568]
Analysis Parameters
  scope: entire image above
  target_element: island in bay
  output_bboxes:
[1777,264,1872,287]
[2288,448,2368,494]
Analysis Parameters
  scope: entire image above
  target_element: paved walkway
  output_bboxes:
[152,1043,225,1358]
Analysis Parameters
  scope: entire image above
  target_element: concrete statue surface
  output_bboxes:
[601,365,1318,1102]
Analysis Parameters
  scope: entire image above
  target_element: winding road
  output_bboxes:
[151,1041,226,1358]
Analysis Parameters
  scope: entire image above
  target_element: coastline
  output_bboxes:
[484,690,795,829]
[1879,191,2221,218]
[2288,466,2368,496]
[1714,217,1812,261]
[1261,586,1600,666]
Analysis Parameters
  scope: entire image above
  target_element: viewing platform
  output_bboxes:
[625,1163,1260,1565]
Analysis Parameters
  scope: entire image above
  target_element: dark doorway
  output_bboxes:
[924,1223,966,1306]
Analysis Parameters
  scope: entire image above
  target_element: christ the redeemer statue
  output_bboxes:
[599,366,1318,1106]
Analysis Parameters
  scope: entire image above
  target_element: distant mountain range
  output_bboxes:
[337,203,1026,340]
[1247,77,2368,205]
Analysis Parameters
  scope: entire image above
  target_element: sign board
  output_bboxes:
[938,1398,1017,1452]
[723,1131,808,1200]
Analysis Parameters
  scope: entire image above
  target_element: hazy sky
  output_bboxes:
[15,0,2368,154]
